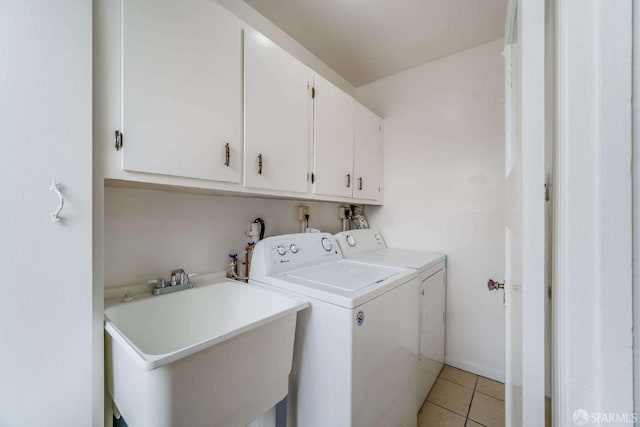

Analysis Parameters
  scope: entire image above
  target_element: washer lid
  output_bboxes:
[252,260,416,308]
[284,262,400,292]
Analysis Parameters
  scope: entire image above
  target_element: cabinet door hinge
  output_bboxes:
[311,173,315,184]
[545,167,552,202]
[311,87,316,99]
[115,130,123,151]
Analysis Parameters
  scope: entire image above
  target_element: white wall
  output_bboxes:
[356,39,506,381]
[104,188,344,288]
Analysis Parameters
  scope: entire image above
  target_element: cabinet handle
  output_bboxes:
[346,174,351,188]
[358,177,363,190]
[114,130,123,151]
[49,180,64,223]
[224,143,230,167]
[258,153,263,175]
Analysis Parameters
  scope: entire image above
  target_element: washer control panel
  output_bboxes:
[251,233,342,275]
[321,237,333,252]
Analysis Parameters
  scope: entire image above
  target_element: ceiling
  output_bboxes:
[242,0,507,87]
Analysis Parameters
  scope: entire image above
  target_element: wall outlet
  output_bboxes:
[299,206,310,221]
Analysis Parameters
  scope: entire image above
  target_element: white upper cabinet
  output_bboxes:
[313,74,355,198]
[353,102,384,201]
[121,0,242,183]
[99,0,384,203]
[244,28,313,193]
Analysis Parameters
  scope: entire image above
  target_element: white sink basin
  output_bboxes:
[105,278,308,427]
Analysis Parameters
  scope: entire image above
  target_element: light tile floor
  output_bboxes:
[418,365,552,426]
[418,365,505,427]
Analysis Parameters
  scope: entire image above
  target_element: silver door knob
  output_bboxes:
[487,279,504,291]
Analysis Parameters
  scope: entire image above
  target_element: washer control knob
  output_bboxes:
[290,244,299,254]
[276,245,287,256]
[374,233,381,240]
[321,237,333,252]
[346,235,356,247]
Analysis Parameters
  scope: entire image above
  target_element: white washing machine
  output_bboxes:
[334,229,446,405]
[250,233,421,427]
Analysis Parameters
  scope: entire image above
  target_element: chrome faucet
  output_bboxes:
[149,268,195,295]
[170,268,192,286]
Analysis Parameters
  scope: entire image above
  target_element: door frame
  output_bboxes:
[554,0,633,425]
[634,0,640,422]
[504,0,547,424]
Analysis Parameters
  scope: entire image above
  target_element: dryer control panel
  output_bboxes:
[335,229,387,257]
[251,233,343,276]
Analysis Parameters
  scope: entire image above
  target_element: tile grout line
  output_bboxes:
[474,389,505,402]
[476,375,506,401]
[465,375,478,425]
[431,366,502,427]
[427,369,477,421]
[423,400,469,418]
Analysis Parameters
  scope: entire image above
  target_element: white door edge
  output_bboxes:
[520,0,546,424]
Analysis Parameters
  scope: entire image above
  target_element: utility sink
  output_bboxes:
[104,278,308,427]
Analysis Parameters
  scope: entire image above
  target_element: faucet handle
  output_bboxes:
[148,278,166,289]
[181,272,196,285]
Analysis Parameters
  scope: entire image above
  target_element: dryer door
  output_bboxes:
[418,269,446,403]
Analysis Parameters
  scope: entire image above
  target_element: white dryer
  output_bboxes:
[250,233,421,427]
[334,229,446,405]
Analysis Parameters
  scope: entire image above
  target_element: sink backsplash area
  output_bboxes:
[104,187,344,289]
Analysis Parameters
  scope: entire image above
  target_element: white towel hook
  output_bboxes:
[49,180,64,223]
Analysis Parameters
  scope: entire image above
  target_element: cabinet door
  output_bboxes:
[354,103,384,201]
[1,1,93,424]
[244,28,313,193]
[122,0,242,183]
[313,75,355,198]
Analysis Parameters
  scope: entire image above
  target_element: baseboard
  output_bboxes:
[444,357,505,383]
